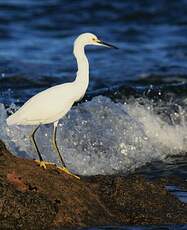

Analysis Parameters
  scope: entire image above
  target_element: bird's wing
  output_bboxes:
[7,83,76,125]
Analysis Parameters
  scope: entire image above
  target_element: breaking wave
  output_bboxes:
[0,96,186,175]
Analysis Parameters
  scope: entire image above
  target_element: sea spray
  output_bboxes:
[1,96,186,175]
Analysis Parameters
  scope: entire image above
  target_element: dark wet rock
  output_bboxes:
[0,140,186,229]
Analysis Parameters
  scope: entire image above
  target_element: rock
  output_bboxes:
[0,140,186,229]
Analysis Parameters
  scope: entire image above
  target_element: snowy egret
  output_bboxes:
[6,33,118,179]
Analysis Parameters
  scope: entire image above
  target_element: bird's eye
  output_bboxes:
[92,38,96,41]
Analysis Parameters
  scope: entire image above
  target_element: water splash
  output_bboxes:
[0,96,186,175]
[126,99,187,154]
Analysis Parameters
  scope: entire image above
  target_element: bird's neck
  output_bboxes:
[73,43,89,89]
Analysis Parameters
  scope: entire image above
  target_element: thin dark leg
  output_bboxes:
[30,125,43,161]
[52,123,66,167]
[52,122,80,179]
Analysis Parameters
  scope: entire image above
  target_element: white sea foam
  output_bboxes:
[0,96,186,175]
[126,100,187,154]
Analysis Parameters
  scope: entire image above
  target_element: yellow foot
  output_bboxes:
[57,166,80,180]
[35,160,55,169]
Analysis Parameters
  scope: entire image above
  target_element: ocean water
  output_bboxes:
[0,0,186,229]
[0,0,187,104]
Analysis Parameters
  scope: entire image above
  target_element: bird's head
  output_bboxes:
[74,33,118,49]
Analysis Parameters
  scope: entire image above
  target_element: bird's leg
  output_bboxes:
[52,121,80,179]
[52,121,66,166]
[30,125,55,169]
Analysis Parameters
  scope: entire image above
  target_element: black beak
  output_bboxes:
[98,40,118,49]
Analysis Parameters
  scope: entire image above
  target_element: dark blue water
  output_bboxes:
[0,1,186,229]
[0,0,186,104]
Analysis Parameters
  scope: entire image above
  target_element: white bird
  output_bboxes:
[6,33,118,179]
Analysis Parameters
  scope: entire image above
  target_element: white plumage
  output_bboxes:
[6,32,117,178]
[7,83,78,125]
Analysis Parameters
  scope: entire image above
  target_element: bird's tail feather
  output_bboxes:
[7,114,19,125]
